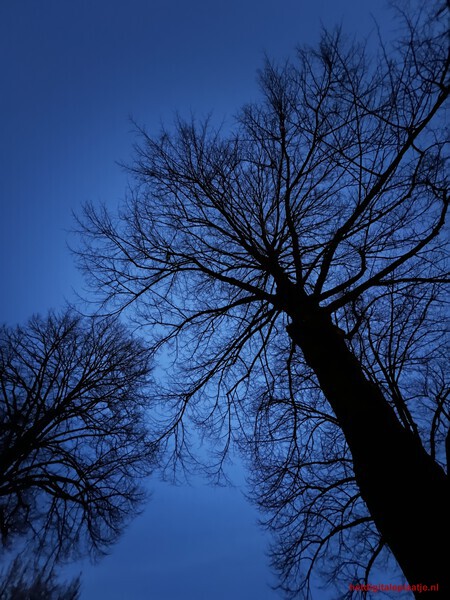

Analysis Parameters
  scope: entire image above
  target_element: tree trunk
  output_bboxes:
[285,300,449,597]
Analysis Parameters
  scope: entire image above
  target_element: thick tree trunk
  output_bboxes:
[285,299,448,597]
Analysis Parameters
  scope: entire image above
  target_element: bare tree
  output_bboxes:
[76,1,449,597]
[0,310,156,562]
[0,554,80,600]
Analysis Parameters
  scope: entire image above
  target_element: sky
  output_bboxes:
[0,1,391,598]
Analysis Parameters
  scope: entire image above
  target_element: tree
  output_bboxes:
[0,310,156,562]
[0,554,80,600]
[76,1,449,597]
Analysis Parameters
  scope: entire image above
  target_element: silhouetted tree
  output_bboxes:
[76,1,449,597]
[0,310,156,562]
[0,554,80,600]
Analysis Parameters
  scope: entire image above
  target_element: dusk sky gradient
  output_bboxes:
[0,1,392,598]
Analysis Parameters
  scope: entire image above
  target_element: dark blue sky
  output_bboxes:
[1,1,389,598]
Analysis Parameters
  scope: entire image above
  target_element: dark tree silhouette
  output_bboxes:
[0,310,156,562]
[0,554,80,600]
[76,1,449,597]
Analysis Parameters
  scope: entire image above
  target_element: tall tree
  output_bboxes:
[76,1,449,596]
[0,310,156,562]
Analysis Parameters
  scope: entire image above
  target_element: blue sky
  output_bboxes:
[0,1,390,598]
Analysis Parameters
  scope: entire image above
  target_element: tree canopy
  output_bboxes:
[0,310,156,562]
[76,1,449,596]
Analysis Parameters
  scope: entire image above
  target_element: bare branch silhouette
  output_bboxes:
[75,1,449,597]
[0,310,157,562]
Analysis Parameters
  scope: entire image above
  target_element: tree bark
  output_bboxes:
[285,297,449,596]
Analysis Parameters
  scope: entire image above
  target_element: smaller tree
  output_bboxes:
[0,554,80,600]
[0,310,156,561]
